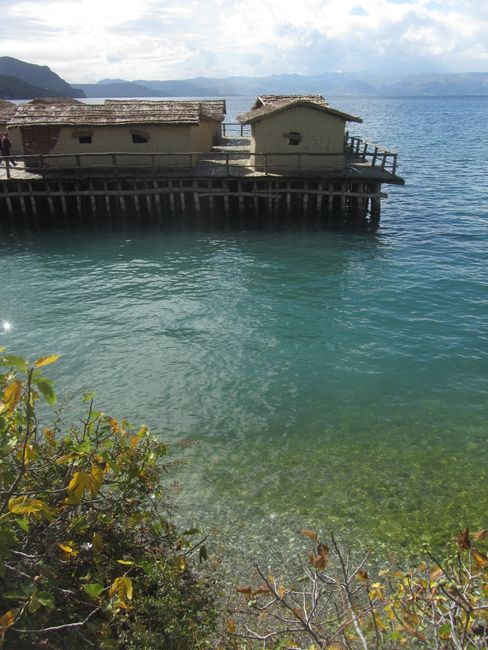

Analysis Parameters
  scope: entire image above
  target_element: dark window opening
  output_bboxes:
[78,135,92,144]
[132,134,149,144]
[288,131,301,145]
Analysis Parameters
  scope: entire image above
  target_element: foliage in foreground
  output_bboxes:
[0,350,215,648]
[227,529,488,649]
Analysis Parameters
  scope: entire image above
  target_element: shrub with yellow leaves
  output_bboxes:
[0,350,215,649]
[228,529,487,649]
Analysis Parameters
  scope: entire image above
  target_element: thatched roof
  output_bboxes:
[237,95,362,124]
[8,99,226,128]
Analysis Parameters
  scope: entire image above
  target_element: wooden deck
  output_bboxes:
[0,130,403,230]
[0,133,403,185]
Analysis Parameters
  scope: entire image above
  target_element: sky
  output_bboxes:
[1,0,487,82]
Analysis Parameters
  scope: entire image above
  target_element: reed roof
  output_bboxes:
[237,94,362,124]
[9,99,226,128]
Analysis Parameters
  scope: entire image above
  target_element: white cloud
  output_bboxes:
[1,0,486,81]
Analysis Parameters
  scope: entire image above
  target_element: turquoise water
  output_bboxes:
[1,96,487,574]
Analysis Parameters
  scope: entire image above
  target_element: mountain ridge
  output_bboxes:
[72,71,488,97]
[0,56,84,99]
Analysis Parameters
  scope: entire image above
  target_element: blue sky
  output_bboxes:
[0,0,486,81]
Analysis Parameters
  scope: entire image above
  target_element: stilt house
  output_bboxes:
[237,95,362,171]
[7,99,226,167]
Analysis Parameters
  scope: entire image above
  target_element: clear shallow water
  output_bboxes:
[1,96,487,575]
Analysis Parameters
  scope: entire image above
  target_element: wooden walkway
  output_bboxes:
[0,132,403,230]
[0,134,403,185]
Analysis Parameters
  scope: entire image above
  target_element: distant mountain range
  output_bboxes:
[1,56,487,100]
[74,71,488,98]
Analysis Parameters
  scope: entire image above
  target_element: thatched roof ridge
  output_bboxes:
[252,94,329,110]
[29,97,83,105]
[237,95,362,124]
[105,99,226,122]
[8,99,226,127]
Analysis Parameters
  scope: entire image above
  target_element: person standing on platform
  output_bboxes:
[1,131,17,166]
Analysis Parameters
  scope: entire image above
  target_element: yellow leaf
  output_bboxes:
[471,549,488,568]
[65,471,92,505]
[109,576,133,601]
[8,496,46,516]
[3,379,23,412]
[0,609,17,631]
[58,542,78,557]
[116,560,134,566]
[90,465,103,496]
[33,354,61,368]
[177,556,186,572]
[226,618,236,634]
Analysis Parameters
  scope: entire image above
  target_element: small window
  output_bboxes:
[78,135,92,144]
[132,133,149,144]
[288,132,301,146]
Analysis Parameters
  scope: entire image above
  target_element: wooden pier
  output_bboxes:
[0,129,403,231]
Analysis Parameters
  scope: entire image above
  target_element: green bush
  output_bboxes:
[0,350,216,648]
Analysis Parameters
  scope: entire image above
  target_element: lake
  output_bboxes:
[1,95,487,579]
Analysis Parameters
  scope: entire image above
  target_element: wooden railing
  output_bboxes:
[221,122,251,137]
[1,132,399,178]
[1,150,346,177]
[344,132,398,175]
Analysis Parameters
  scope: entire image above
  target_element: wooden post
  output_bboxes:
[60,182,68,215]
[317,182,323,215]
[75,184,82,222]
[133,185,141,222]
[193,182,201,215]
[153,181,162,215]
[286,182,291,215]
[89,182,96,216]
[18,184,27,217]
[118,181,127,223]
[238,181,244,215]
[47,182,56,227]
[253,181,258,214]
[208,181,215,215]
[28,182,38,219]
[223,181,230,217]
[180,181,186,213]
[169,180,176,212]
[328,183,334,215]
